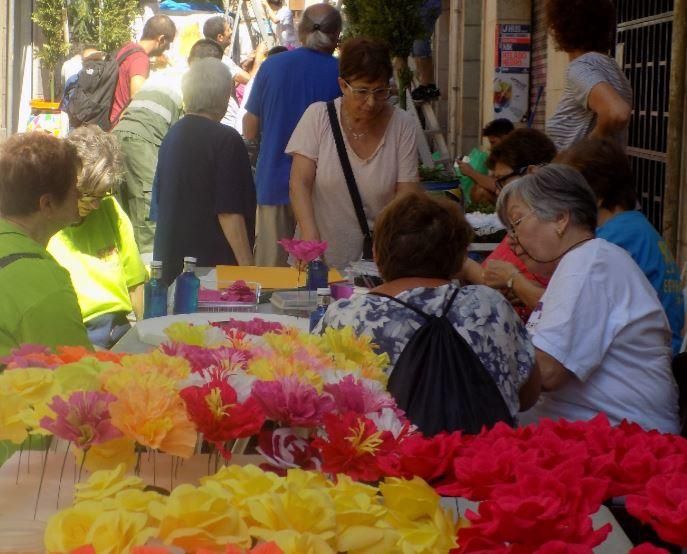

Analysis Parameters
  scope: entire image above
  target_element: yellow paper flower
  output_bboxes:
[317,328,390,385]
[0,391,29,443]
[283,468,331,492]
[54,358,116,394]
[246,486,337,547]
[380,477,457,553]
[113,488,165,527]
[164,322,228,347]
[74,463,144,503]
[120,351,191,382]
[101,366,177,395]
[44,500,103,553]
[0,367,58,404]
[247,356,323,391]
[259,530,335,554]
[86,509,155,554]
[73,437,137,473]
[151,481,251,551]
[201,464,283,515]
[108,382,197,458]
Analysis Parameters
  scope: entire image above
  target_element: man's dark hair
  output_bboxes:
[482,118,515,138]
[141,14,176,41]
[203,16,228,41]
[487,128,557,170]
[267,45,288,57]
[556,137,636,211]
[188,39,224,63]
[546,0,616,53]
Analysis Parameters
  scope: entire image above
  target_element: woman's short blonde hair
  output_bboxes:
[66,125,123,196]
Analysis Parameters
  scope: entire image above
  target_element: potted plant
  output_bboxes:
[32,0,70,102]
[67,0,141,53]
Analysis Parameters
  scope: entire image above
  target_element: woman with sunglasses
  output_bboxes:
[497,164,679,433]
[460,129,557,319]
[287,37,421,269]
[48,126,147,348]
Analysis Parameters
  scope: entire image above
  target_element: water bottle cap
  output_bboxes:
[183,256,198,263]
[316,287,331,295]
[150,260,162,268]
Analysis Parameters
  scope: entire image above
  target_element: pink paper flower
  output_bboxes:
[251,377,335,428]
[161,342,250,374]
[323,375,399,416]
[278,239,328,263]
[40,391,122,449]
[257,427,322,474]
[212,317,284,337]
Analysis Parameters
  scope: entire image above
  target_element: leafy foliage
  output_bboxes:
[33,0,70,100]
[343,0,427,59]
[67,0,141,53]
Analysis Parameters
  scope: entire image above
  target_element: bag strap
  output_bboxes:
[0,252,43,269]
[115,45,145,66]
[370,286,460,320]
[326,101,372,244]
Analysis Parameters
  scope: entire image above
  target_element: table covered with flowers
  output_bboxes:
[0,315,685,553]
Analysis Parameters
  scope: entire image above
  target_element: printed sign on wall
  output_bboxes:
[494,24,531,122]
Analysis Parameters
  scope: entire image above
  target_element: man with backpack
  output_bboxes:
[110,15,177,127]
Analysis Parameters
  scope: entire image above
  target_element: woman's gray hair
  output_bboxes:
[66,125,123,195]
[496,164,598,232]
[299,4,342,51]
[182,58,233,120]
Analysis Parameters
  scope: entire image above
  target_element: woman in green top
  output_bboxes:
[48,126,147,349]
[0,132,91,357]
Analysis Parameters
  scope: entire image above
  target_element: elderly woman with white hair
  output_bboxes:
[152,57,256,285]
[47,125,147,348]
[497,164,680,433]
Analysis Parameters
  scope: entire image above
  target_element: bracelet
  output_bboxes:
[506,270,519,290]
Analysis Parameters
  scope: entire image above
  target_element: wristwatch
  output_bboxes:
[506,271,519,290]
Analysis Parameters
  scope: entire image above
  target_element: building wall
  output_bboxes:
[528,0,547,130]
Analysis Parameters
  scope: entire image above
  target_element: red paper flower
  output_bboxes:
[180,378,265,458]
[251,377,335,428]
[629,544,672,554]
[312,411,399,482]
[278,238,328,263]
[56,345,123,364]
[384,431,464,484]
[626,473,687,547]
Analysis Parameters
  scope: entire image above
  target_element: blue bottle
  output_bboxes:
[173,256,200,314]
[143,260,168,319]
[306,258,329,291]
[309,287,331,332]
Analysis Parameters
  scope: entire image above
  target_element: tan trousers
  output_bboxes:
[254,204,296,267]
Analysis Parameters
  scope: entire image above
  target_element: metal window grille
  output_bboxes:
[615,0,674,231]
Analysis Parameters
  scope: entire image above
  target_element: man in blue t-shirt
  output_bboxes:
[243,3,342,267]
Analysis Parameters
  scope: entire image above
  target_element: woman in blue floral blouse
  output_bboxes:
[317,193,541,417]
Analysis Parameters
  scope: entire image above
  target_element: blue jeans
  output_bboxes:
[413,0,442,57]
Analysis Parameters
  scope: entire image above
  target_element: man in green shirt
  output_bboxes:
[0,133,91,357]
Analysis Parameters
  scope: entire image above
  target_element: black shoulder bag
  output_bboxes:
[326,101,373,260]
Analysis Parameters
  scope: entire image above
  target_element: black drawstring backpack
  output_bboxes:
[374,288,515,436]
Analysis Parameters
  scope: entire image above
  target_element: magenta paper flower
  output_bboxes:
[324,375,399,416]
[40,391,122,449]
[251,377,335,427]
[278,239,328,263]
[161,342,251,374]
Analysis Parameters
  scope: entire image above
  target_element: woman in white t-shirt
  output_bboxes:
[287,37,421,269]
[262,0,298,49]
[496,164,679,433]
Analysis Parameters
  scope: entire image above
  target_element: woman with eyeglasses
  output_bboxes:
[287,37,422,269]
[48,126,147,348]
[497,164,679,433]
[460,129,556,319]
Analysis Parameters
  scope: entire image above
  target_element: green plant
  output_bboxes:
[343,0,426,108]
[33,0,70,101]
[67,0,141,53]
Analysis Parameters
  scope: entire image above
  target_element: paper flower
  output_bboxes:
[54,358,115,394]
[74,463,144,503]
[278,239,328,263]
[386,431,464,484]
[0,391,30,443]
[323,374,398,417]
[180,378,265,457]
[317,327,390,385]
[73,437,137,473]
[212,318,284,337]
[162,342,250,374]
[629,544,672,554]
[257,428,322,474]
[0,344,61,369]
[626,473,687,547]
[109,382,197,458]
[251,377,335,428]
[150,481,251,551]
[120,351,191,382]
[164,322,228,347]
[85,509,155,554]
[44,500,103,553]
[57,345,123,364]
[312,412,399,482]
[0,366,57,405]
[40,391,122,449]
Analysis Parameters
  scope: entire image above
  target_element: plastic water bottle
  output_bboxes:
[143,260,168,319]
[173,256,200,314]
[306,258,329,291]
[309,287,331,332]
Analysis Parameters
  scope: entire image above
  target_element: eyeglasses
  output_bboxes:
[507,211,535,237]
[494,166,528,192]
[79,191,113,203]
[343,80,392,102]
